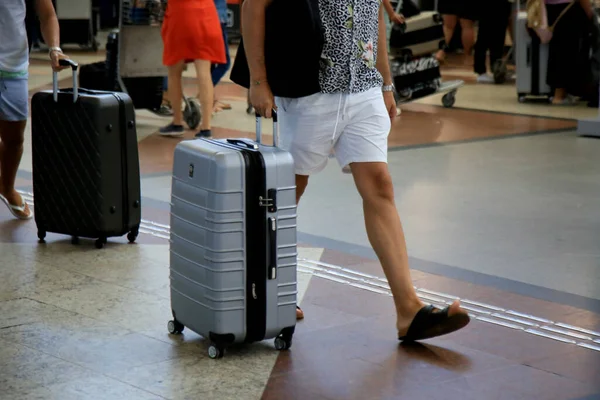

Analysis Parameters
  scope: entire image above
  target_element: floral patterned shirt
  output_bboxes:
[318,0,383,94]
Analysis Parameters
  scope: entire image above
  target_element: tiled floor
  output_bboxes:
[1,40,599,399]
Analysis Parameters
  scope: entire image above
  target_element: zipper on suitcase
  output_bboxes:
[113,94,130,232]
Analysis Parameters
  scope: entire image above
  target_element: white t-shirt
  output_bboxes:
[0,0,29,73]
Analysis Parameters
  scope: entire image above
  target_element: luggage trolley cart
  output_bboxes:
[117,0,201,129]
[389,0,464,108]
[55,0,99,51]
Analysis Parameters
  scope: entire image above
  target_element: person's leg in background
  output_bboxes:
[435,14,457,62]
[474,0,509,82]
[157,76,173,116]
[487,1,510,76]
[546,3,587,104]
[473,11,492,82]
[0,75,32,219]
[194,59,215,138]
[211,22,232,113]
[159,61,186,136]
[459,18,475,64]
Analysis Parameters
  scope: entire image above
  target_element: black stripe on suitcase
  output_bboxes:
[241,148,268,343]
[204,139,269,344]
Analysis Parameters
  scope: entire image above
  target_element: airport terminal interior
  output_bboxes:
[1,3,600,399]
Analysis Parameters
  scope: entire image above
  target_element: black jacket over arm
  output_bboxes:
[230,0,324,98]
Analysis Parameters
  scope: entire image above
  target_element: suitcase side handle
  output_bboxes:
[52,59,80,103]
[255,109,278,147]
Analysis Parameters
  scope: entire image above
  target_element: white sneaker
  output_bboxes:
[477,74,494,84]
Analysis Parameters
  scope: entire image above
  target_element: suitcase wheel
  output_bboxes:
[71,236,80,245]
[208,343,225,359]
[442,91,456,108]
[37,230,46,242]
[95,237,107,249]
[167,319,185,335]
[127,230,139,243]
[274,335,292,351]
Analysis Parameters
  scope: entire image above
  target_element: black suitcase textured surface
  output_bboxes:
[31,89,141,243]
[392,56,441,99]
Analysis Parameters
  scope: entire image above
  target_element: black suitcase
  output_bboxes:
[31,59,142,249]
[391,56,441,100]
[79,61,111,91]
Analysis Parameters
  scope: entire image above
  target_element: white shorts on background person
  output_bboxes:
[275,86,391,176]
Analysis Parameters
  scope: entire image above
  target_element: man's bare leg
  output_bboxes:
[294,174,310,320]
[0,120,31,219]
[349,161,466,336]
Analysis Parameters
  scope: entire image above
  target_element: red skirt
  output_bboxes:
[161,0,227,66]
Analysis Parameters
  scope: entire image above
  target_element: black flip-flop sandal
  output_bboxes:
[398,305,470,342]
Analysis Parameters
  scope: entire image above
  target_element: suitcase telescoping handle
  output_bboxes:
[225,109,278,149]
[255,109,279,147]
[52,58,79,103]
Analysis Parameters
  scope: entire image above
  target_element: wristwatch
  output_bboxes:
[382,84,395,92]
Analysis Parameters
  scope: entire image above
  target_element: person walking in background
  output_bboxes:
[546,0,595,105]
[0,0,69,220]
[435,0,477,64]
[211,0,232,113]
[473,0,510,83]
[159,0,226,138]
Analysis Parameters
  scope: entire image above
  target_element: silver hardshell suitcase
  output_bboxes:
[515,11,552,102]
[167,112,298,359]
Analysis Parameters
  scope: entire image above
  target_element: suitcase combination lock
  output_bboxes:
[258,189,277,212]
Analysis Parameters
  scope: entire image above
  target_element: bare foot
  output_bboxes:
[213,100,232,114]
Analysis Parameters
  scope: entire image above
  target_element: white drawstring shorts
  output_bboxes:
[275,87,391,176]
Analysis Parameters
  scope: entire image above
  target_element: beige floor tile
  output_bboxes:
[32,243,170,298]
[113,347,275,400]
[0,245,96,302]
[10,375,164,400]
[415,82,598,121]
[0,310,184,375]
[28,274,172,333]
[0,298,75,329]
[0,338,96,394]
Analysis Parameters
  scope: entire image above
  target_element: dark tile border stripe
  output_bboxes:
[297,231,600,314]
[388,127,575,152]
[572,394,600,400]
[445,104,580,122]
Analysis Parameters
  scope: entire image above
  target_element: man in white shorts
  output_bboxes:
[243,0,470,340]
[0,0,69,219]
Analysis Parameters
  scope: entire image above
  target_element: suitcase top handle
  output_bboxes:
[255,109,279,147]
[52,59,80,103]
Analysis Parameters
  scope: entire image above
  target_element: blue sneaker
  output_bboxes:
[195,129,212,139]
[159,123,184,137]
